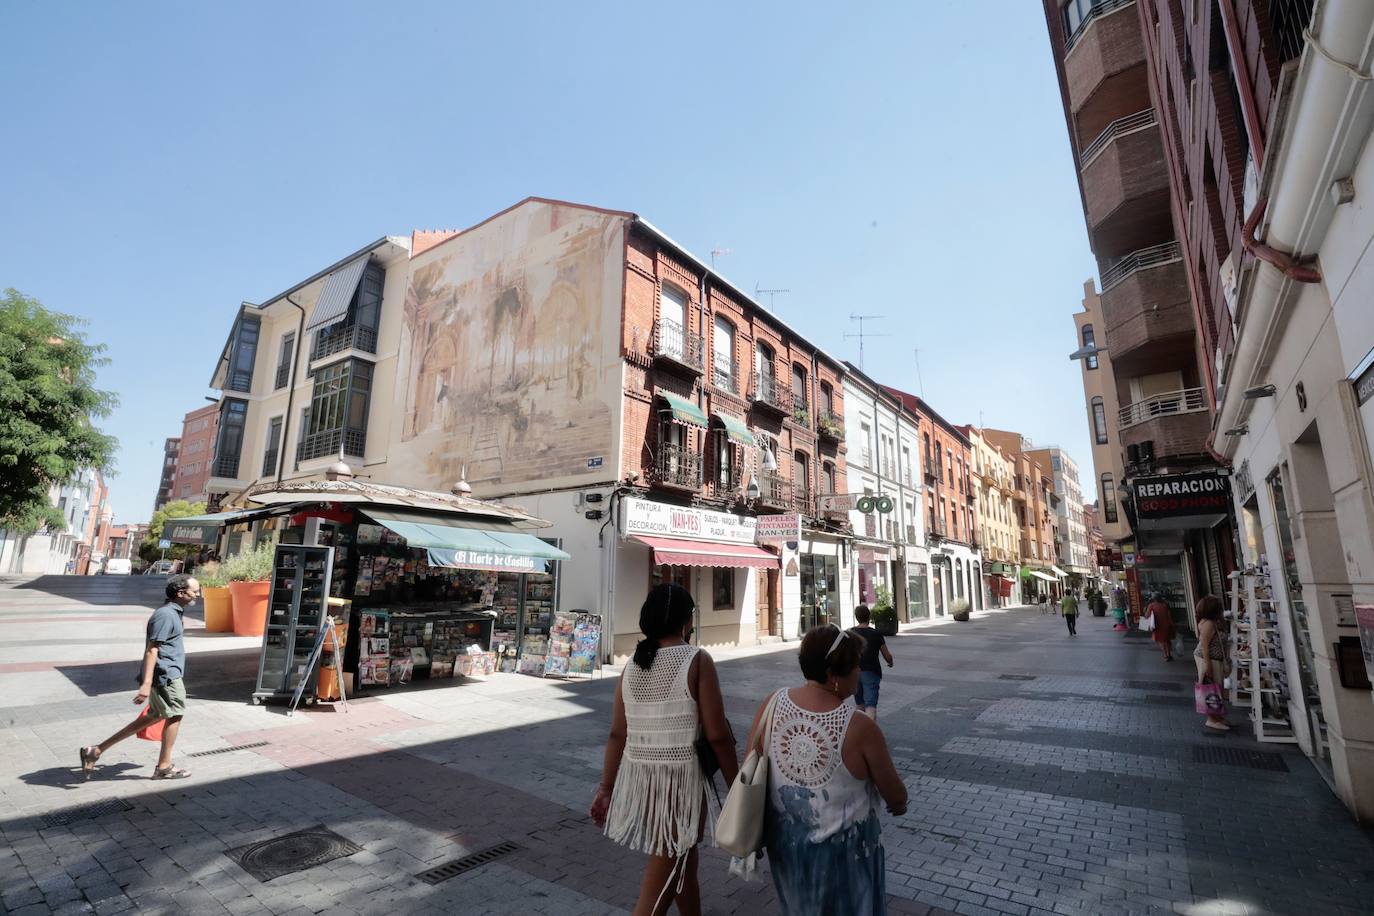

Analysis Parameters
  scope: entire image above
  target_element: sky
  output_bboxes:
[0,1,1100,524]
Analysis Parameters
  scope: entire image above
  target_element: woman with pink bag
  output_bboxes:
[1192,596,1232,733]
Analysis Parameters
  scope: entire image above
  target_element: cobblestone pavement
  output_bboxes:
[2,577,1373,916]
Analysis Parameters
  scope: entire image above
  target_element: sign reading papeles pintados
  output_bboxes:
[1134,472,1230,520]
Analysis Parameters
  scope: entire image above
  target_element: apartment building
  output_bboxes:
[966,427,1022,607]
[169,403,219,505]
[204,197,848,656]
[153,437,179,511]
[1072,280,1130,547]
[882,388,982,615]
[1028,446,1093,580]
[0,468,107,575]
[843,365,927,621]
[984,430,1063,600]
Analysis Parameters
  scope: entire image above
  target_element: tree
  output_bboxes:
[139,500,207,563]
[0,289,118,534]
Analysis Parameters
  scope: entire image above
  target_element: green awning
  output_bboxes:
[360,507,570,573]
[714,412,756,447]
[162,508,280,544]
[659,391,708,428]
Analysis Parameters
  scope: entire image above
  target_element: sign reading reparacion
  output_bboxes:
[1133,472,1230,520]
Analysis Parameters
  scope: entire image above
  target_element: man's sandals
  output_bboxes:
[152,766,191,780]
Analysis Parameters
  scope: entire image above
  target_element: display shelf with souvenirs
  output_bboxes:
[1231,566,1297,744]
[352,606,496,688]
[254,544,334,705]
[543,609,603,678]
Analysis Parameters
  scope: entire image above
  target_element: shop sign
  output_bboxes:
[621,497,756,545]
[1095,548,1123,569]
[426,547,542,574]
[1134,472,1230,520]
[1353,359,1374,407]
[165,522,218,545]
[756,513,801,545]
[818,493,861,513]
[1356,604,1374,684]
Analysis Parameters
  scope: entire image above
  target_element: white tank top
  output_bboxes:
[767,688,877,843]
[604,644,706,856]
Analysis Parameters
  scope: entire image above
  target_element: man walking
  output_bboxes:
[849,605,895,720]
[80,574,199,780]
[1060,589,1080,636]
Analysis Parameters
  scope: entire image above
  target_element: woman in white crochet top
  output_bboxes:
[590,584,738,915]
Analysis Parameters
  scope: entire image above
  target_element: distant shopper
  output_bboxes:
[850,605,895,720]
[1040,593,1051,615]
[591,584,738,916]
[1193,595,1232,733]
[1060,590,1079,636]
[80,574,200,780]
[1145,593,1177,661]
[745,625,908,915]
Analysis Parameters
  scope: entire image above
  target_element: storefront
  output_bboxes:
[617,497,779,653]
[985,563,1017,607]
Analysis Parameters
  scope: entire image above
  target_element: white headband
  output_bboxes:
[826,627,849,657]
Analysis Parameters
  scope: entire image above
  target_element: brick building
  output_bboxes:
[170,403,219,505]
[153,437,179,512]
[203,197,849,656]
[984,429,1063,602]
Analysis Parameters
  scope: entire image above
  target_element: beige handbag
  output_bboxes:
[715,689,781,858]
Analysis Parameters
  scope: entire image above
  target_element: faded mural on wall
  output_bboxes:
[390,201,624,493]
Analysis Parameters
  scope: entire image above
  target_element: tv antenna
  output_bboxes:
[754,283,790,312]
[710,247,733,269]
[914,348,926,398]
[845,313,887,370]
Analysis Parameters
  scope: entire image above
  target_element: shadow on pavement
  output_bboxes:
[54,647,262,703]
[21,762,143,791]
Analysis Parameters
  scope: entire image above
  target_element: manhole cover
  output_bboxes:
[42,797,134,828]
[1191,745,1289,772]
[416,841,520,885]
[998,674,1037,681]
[227,825,362,882]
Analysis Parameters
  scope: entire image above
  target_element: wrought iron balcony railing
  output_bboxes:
[1117,387,1207,430]
[297,427,366,462]
[751,373,793,415]
[817,409,844,440]
[758,471,791,508]
[311,324,378,362]
[1100,241,1182,292]
[650,442,702,490]
[713,360,740,395]
[653,320,705,373]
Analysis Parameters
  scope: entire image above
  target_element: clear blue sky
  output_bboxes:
[1,1,1099,524]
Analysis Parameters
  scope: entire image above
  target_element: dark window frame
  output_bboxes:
[275,332,296,390]
[297,359,373,461]
[1101,474,1119,524]
[226,315,261,393]
[213,399,249,478]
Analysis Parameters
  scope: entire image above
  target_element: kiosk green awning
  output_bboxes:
[163,508,281,544]
[659,391,709,428]
[714,412,756,446]
[360,507,570,573]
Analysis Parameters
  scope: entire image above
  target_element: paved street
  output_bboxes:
[2,578,1373,916]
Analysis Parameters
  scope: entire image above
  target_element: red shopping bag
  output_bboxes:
[1194,682,1226,717]
[136,706,165,742]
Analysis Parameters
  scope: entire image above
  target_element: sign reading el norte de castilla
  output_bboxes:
[1134,472,1230,520]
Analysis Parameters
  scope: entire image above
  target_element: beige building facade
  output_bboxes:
[967,427,1021,606]
[1073,280,1130,547]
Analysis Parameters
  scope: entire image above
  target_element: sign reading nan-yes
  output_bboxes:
[621,498,757,545]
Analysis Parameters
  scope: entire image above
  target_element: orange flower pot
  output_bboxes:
[202,586,233,632]
[228,580,271,636]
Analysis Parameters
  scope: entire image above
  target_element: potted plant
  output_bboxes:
[225,542,275,636]
[197,561,233,632]
[951,598,971,622]
[870,586,898,636]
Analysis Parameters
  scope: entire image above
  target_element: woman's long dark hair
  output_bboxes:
[633,583,695,670]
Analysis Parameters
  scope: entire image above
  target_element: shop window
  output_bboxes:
[713,568,734,610]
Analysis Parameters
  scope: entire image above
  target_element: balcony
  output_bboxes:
[757,471,791,511]
[790,399,811,429]
[817,409,844,442]
[652,320,705,376]
[1064,0,1146,116]
[1118,405,1211,463]
[1100,243,1195,372]
[297,427,366,463]
[1081,111,1172,255]
[791,484,813,518]
[712,360,740,396]
[751,373,793,417]
[927,518,948,544]
[648,442,702,492]
[1118,387,1206,430]
[212,454,242,480]
[311,324,377,363]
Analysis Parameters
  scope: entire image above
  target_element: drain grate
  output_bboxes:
[188,741,269,758]
[1126,680,1182,692]
[43,797,134,828]
[227,825,362,882]
[997,674,1037,681]
[1191,745,1289,772]
[415,841,521,885]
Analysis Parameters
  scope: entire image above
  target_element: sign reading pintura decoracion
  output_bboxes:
[1133,472,1231,520]
[621,497,757,545]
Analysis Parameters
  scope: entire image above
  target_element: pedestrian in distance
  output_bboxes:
[80,574,200,780]
[1145,592,1177,661]
[849,605,895,721]
[1060,589,1079,636]
[742,624,908,916]
[590,584,738,916]
[1193,595,1232,733]
[1040,593,1051,615]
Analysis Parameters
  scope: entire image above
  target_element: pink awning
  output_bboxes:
[632,535,780,569]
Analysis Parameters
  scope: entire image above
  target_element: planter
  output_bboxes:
[952,612,971,622]
[202,586,233,632]
[228,580,271,636]
[874,619,898,637]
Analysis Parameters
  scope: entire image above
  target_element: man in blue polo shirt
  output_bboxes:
[80,574,200,780]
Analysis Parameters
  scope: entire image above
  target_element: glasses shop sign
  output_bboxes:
[622,497,757,545]
[1134,472,1230,520]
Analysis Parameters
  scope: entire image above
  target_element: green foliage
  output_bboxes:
[223,541,275,582]
[139,500,207,562]
[0,289,118,534]
[869,601,898,628]
[872,585,894,614]
[196,561,229,589]
[951,598,971,620]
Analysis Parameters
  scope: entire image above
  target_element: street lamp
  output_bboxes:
[1068,342,1106,361]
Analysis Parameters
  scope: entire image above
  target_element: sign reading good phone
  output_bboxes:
[1134,472,1230,520]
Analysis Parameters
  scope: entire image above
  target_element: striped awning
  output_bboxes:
[631,535,778,569]
[659,391,708,428]
[304,255,370,331]
[714,412,756,446]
